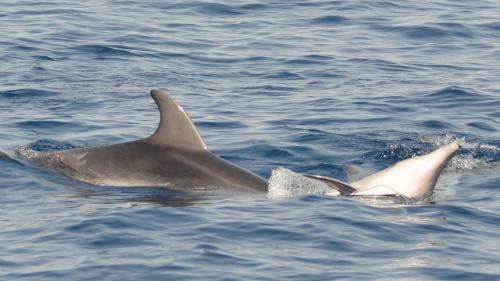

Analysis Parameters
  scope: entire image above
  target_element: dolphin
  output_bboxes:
[304,143,460,198]
[26,90,459,198]
[29,90,268,192]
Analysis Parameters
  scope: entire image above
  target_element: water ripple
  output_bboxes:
[0,89,60,98]
[310,15,350,25]
[1,0,500,280]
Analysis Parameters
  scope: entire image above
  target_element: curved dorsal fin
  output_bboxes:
[146,90,207,150]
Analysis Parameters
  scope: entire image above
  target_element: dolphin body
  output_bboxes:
[29,90,459,198]
[30,90,268,192]
[305,142,460,198]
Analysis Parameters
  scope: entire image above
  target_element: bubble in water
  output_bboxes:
[267,167,340,199]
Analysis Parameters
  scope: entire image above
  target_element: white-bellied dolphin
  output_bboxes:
[305,143,460,198]
[29,90,268,192]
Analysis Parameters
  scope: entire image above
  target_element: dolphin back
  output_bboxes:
[28,90,268,192]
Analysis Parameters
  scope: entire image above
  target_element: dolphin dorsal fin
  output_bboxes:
[147,90,207,150]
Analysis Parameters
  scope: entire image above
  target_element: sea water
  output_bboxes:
[1,1,500,280]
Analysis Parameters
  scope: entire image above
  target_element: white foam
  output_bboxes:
[15,145,41,159]
[267,167,340,199]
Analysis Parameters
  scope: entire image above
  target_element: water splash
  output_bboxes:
[373,134,499,172]
[16,139,76,159]
[267,167,340,199]
[419,134,499,171]
[15,145,40,159]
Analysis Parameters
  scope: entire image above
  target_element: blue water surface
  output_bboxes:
[1,0,500,280]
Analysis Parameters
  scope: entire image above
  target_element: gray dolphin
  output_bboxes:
[30,90,268,192]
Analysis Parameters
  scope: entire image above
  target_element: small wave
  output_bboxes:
[285,58,325,65]
[238,3,269,11]
[155,2,246,16]
[196,120,246,130]
[480,22,500,31]
[261,71,304,80]
[246,144,293,159]
[424,86,485,102]
[15,120,76,130]
[418,120,455,130]
[310,15,349,25]
[32,55,56,61]
[267,167,340,199]
[194,3,243,16]
[348,58,424,73]
[10,45,40,52]
[466,121,497,132]
[190,54,268,65]
[367,1,407,9]
[12,8,82,16]
[0,88,60,99]
[74,44,138,58]
[398,86,500,112]
[385,24,474,39]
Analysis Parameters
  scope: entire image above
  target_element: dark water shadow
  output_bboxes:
[66,183,265,208]
[71,186,209,207]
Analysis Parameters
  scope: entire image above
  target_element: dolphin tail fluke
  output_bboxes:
[350,143,460,198]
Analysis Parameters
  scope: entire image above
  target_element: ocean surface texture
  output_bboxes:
[1,0,500,280]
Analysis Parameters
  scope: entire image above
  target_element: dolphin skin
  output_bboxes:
[31,90,268,192]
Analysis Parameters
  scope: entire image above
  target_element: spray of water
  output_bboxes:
[419,134,498,171]
[267,167,340,199]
